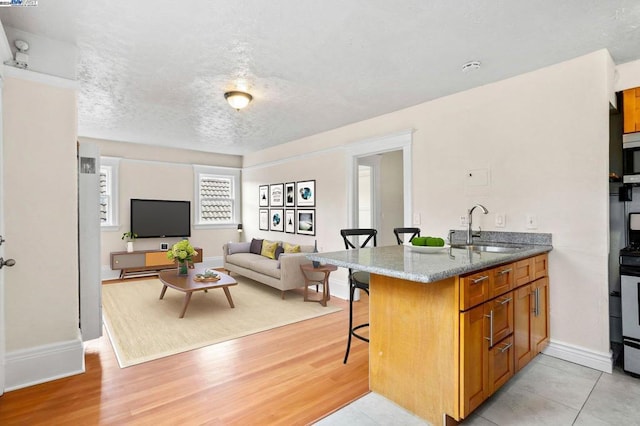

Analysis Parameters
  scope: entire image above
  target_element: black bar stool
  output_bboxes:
[393,227,421,245]
[340,228,377,364]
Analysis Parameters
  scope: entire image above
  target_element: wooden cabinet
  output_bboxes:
[514,255,550,372]
[369,251,550,425]
[623,88,640,134]
[460,290,514,418]
[110,248,203,279]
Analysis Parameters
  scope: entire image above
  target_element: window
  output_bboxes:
[100,157,120,230]
[194,165,241,228]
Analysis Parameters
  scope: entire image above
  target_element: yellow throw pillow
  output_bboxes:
[284,242,301,253]
[261,240,279,259]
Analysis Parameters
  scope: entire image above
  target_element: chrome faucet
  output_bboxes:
[467,204,489,244]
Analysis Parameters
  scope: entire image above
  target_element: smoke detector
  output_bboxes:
[461,61,481,73]
[11,39,29,69]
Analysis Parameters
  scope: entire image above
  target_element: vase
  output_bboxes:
[177,261,189,276]
[312,239,320,268]
[126,241,134,253]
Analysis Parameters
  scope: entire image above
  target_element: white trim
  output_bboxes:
[542,339,613,373]
[4,338,85,391]
[2,65,78,90]
[100,157,121,228]
[328,277,350,301]
[346,130,413,229]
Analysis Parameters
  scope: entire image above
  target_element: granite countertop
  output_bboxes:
[307,232,552,284]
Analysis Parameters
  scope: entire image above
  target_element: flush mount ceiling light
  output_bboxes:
[224,91,253,111]
[461,61,481,73]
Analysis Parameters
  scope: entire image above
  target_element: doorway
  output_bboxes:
[347,130,413,246]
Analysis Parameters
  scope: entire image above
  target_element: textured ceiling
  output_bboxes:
[1,1,640,155]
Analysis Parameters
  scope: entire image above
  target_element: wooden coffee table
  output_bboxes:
[158,267,237,318]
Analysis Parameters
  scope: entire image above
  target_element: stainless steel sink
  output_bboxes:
[451,243,525,253]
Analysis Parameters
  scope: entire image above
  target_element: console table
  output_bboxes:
[110,248,203,279]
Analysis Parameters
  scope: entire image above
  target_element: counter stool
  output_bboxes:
[340,228,377,364]
[393,227,421,245]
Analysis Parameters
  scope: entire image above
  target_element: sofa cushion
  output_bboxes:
[284,242,301,253]
[250,257,281,279]
[274,246,284,260]
[228,241,251,255]
[250,238,264,255]
[261,240,279,259]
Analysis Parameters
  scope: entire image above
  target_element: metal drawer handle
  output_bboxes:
[484,310,494,347]
[497,268,512,275]
[499,297,513,305]
[472,275,489,284]
[499,342,513,353]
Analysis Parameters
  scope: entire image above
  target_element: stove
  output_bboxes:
[620,213,640,376]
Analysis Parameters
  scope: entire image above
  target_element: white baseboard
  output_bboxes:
[543,339,613,373]
[328,277,350,301]
[5,338,85,391]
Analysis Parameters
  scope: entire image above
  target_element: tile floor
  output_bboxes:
[315,354,640,426]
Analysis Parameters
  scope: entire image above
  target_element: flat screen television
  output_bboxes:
[130,199,191,238]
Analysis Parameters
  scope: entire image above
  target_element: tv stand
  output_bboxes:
[110,248,203,279]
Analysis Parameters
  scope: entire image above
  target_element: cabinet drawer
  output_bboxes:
[111,253,145,269]
[491,263,514,298]
[460,271,490,310]
[486,292,514,345]
[146,251,174,267]
[488,335,514,395]
[514,258,533,286]
[533,254,548,280]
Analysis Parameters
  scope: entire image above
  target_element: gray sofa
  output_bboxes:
[222,239,315,298]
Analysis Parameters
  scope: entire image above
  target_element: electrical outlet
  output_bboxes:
[459,215,468,226]
[526,214,537,229]
[495,213,506,228]
[413,212,421,225]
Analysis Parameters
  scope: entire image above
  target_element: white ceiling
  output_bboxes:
[1,1,640,155]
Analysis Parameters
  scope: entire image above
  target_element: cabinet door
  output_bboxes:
[111,252,145,269]
[460,304,489,417]
[514,284,533,372]
[491,263,514,298]
[531,277,550,353]
[623,88,640,133]
[487,292,514,345]
[488,335,514,395]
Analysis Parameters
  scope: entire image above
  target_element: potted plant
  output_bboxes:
[166,239,198,275]
[122,231,138,253]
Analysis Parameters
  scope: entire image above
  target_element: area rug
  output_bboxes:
[102,276,341,368]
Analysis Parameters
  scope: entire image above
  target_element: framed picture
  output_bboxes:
[297,209,315,236]
[259,185,269,207]
[270,209,284,232]
[296,180,315,207]
[259,209,269,230]
[285,182,296,207]
[270,183,284,207]
[285,209,295,234]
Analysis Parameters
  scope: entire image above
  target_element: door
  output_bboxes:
[357,156,379,230]
[0,82,5,394]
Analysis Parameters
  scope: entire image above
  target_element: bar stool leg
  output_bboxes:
[343,281,356,364]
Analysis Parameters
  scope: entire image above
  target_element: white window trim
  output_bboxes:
[193,165,241,229]
[100,156,121,231]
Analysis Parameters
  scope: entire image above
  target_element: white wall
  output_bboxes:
[3,75,83,387]
[379,150,404,246]
[244,50,614,370]
[79,137,243,278]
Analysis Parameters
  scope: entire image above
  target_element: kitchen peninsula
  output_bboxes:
[309,232,552,425]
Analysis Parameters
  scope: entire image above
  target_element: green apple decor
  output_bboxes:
[167,240,198,276]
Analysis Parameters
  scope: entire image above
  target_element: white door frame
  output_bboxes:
[345,130,413,230]
[357,155,381,230]
[0,79,5,394]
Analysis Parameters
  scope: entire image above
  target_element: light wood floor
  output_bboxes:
[0,282,370,425]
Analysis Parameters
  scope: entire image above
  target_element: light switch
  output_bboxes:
[526,214,538,229]
[413,212,421,225]
[495,213,506,228]
[460,215,468,226]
